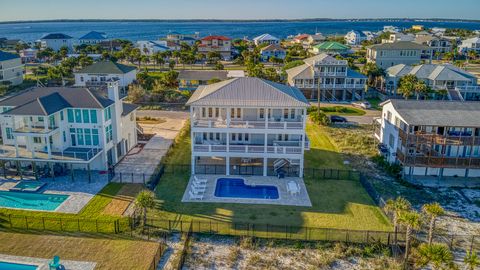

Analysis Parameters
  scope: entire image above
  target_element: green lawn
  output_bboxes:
[0,183,130,233]
[150,122,391,233]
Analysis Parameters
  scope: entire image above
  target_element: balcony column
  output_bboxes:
[14,136,19,157]
[29,136,35,158]
[226,107,231,128]
[226,157,230,176]
[46,136,52,159]
[191,155,195,175]
[263,157,267,177]
[44,116,48,132]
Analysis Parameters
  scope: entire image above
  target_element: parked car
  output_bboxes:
[352,101,371,109]
[330,115,347,123]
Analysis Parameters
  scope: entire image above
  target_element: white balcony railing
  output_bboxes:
[193,141,309,154]
[456,86,480,92]
[192,119,304,130]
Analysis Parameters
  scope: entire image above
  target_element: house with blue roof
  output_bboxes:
[40,33,74,51]
[136,40,171,55]
[79,31,108,45]
[0,51,24,86]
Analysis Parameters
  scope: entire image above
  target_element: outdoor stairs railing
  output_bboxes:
[273,158,290,173]
[448,89,464,101]
[136,123,144,134]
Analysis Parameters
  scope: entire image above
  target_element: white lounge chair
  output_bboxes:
[287,181,300,195]
[189,191,203,200]
[194,175,208,184]
[192,181,206,188]
[191,185,206,194]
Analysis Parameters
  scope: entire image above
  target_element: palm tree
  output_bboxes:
[467,50,478,64]
[415,243,454,270]
[135,190,156,229]
[384,197,412,243]
[414,80,431,100]
[464,250,479,270]
[398,210,422,263]
[398,74,418,100]
[422,202,445,245]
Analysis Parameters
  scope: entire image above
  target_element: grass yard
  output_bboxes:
[0,232,162,270]
[0,183,142,232]
[150,121,391,233]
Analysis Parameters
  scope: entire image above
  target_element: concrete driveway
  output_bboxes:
[112,110,189,182]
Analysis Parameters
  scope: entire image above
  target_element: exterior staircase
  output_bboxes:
[136,123,144,134]
[273,158,290,175]
[447,89,464,101]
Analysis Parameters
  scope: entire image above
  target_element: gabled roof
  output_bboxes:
[76,61,137,75]
[41,33,72,40]
[79,31,107,40]
[387,64,475,82]
[385,99,480,127]
[347,30,367,37]
[285,64,312,80]
[368,41,430,51]
[186,77,309,107]
[260,44,285,52]
[0,50,20,61]
[253,33,280,42]
[201,36,231,41]
[313,41,350,51]
[303,53,337,66]
[0,87,114,116]
[122,102,138,116]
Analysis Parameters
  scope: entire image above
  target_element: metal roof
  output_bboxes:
[385,99,480,127]
[76,61,137,74]
[79,31,107,40]
[387,64,475,82]
[0,87,114,116]
[122,102,138,116]
[253,34,280,42]
[260,44,285,52]
[41,33,73,40]
[368,41,431,51]
[186,77,309,107]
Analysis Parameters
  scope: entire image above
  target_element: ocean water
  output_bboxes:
[0,20,479,42]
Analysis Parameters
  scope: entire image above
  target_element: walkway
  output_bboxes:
[112,110,188,183]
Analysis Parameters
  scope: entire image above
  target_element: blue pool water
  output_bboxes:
[0,191,69,211]
[214,178,279,199]
[0,261,37,270]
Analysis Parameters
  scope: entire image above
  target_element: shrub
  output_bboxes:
[309,110,330,126]
[371,155,402,178]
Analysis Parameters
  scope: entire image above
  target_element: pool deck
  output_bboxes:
[0,254,96,270]
[181,175,312,207]
[0,171,109,214]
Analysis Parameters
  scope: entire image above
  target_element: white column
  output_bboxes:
[263,157,267,176]
[14,136,19,157]
[191,155,195,175]
[46,136,52,159]
[190,106,195,175]
[226,107,231,128]
[226,157,230,176]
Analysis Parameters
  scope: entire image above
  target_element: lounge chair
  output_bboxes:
[191,185,206,194]
[287,181,300,195]
[189,191,203,200]
[49,256,61,270]
[193,175,208,184]
[192,181,206,188]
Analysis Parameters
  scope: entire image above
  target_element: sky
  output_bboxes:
[1,0,479,22]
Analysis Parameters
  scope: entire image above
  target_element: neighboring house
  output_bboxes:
[311,41,351,55]
[286,54,367,102]
[384,63,480,101]
[383,26,401,33]
[382,33,415,43]
[374,100,480,184]
[178,70,228,91]
[186,77,309,177]
[0,51,24,86]
[260,44,286,61]
[292,33,325,47]
[0,81,138,171]
[431,27,447,36]
[344,30,367,45]
[362,31,376,41]
[0,38,22,50]
[78,31,108,45]
[136,40,170,55]
[40,33,74,51]
[165,31,199,46]
[458,37,480,55]
[20,48,38,63]
[414,35,453,55]
[98,40,123,51]
[411,25,425,31]
[74,61,137,90]
[198,36,232,60]
[366,41,432,69]
[253,34,280,46]
[178,70,245,90]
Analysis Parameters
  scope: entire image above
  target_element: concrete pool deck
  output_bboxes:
[0,254,96,270]
[0,171,109,214]
[181,175,312,207]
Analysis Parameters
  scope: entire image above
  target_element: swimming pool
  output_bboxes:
[10,181,46,192]
[0,191,69,211]
[0,261,38,270]
[214,178,279,199]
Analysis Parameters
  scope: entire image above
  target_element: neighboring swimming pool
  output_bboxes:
[0,261,38,270]
[214,178,279,199]
[0,191,69,211]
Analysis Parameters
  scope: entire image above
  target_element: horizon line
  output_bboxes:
[1,17,480,24]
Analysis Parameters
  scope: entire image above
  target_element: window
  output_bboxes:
[203,133,207,140]
[63,131,66,142]
[67,109,74,123]
[208,108,213,118]
[104,107,112,121]
[5,127,13,140]
[77,128,84,145]
[215,108,219,118]
[231,108,235,118]
[33,137,42,144]
[84,129,92,145]
[92,129,99,146]
[60,111,64,121]
[388,134,395,148]
[82,109,90,123]
[215,133,220,140]
[105,124,113,143]
[74,109,82,123]
[283,109,289,119]
[236,108,241,119]
[290,109,295,119]
[231,133,236,140]
[90,110,97,123]
[80,76,84,82]
[202,108,206,118]
[259,108,265,119]
[209,133,213,140]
